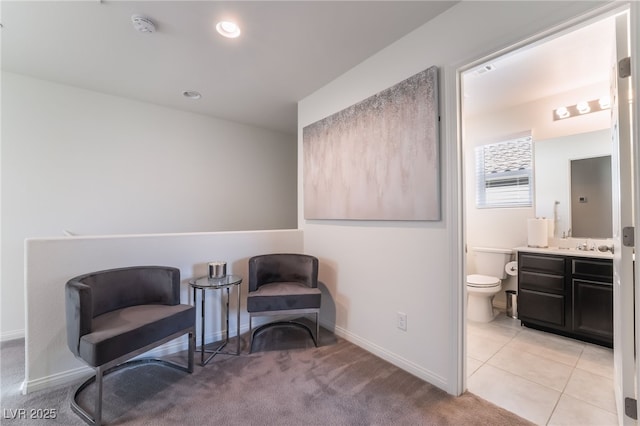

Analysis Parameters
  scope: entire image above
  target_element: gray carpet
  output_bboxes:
[1,326,534,425]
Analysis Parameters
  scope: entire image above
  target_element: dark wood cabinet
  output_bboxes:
[571,258,613,344]
[517,252,612,347]
[518,253,568,330]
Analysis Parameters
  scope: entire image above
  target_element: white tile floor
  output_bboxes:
[467,313,618,426]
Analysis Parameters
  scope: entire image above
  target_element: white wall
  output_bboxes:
[23,230,303,393]
[1,72,297,340]
[464,86,610,304]
[299,0,607,394]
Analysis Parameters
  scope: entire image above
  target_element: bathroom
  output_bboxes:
[461,15,619,425]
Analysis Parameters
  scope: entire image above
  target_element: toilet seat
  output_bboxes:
[467,274,500,288]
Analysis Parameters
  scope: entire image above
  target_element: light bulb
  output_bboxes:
[576,101,590,114]
[556,107,570,119]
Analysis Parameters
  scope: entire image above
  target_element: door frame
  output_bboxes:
[451,3,638,418]
[634,2,640,423]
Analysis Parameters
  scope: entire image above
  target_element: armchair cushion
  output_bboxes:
[79,303,194,367]
[246,282,321,312]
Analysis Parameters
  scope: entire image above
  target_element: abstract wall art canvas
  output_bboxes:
[303,66,440,220]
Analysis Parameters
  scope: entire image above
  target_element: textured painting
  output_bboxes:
[303,66,440,220]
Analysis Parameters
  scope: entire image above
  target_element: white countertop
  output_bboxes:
[515,246,613,260]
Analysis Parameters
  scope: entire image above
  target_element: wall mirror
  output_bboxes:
[534,129,612,239]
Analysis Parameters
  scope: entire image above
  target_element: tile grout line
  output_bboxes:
[544,345,586,425]
[469,317,618,425]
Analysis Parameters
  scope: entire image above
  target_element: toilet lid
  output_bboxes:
[467,274,500,287]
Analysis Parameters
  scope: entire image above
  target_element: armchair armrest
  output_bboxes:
[65,280,93,357]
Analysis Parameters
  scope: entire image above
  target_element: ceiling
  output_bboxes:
[1,1,457,135]
[463,16,614,117]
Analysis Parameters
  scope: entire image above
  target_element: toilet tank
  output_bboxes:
[472,247,513,279]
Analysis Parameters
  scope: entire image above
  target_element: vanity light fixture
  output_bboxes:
[553,97,610,121]
[216,21,241,38]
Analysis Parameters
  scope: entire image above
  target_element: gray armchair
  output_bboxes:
[65,266,195,425]
[247,254,321,352]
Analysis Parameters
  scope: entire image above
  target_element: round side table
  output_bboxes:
[188,274,242,366]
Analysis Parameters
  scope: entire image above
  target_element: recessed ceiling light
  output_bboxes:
[216,21,241,38]
[183,91,202,100]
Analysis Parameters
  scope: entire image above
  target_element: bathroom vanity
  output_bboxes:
[516,247,613,347]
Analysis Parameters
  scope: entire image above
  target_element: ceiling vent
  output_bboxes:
[131,15,156,33]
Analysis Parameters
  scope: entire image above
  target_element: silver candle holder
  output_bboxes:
[208,261,227,279]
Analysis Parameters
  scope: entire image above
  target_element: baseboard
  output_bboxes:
[320,319,449,392]
[1,329,25,342]
[21,365,92,394]
[20,320,275,394]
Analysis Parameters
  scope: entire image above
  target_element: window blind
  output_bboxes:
[475,136,533,208]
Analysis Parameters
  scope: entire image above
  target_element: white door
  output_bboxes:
[611,10,637,426]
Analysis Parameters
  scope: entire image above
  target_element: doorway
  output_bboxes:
[460,13,625,425]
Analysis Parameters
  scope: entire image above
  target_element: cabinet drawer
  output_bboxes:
[519,289,565,326]
[519,270,565,293]
[572,259,613,282]
[519,253,565,274]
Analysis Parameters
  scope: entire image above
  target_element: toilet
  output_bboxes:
[467,247,513,322]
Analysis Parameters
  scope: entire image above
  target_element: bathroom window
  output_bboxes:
[475,135,533,208]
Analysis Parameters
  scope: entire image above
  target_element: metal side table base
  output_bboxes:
[189,274,243,366]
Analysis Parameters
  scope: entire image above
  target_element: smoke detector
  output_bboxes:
[132,15,156,33]
[474,64,496,75]
[183,91,202,100]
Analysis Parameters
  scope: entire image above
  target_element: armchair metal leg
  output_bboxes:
[71,330,196,426]
[249,319,319,353]
[94,367,103,426]
[249,315,254,353]
[188,331,195,373]
[71,367,103,426]
[315,312,319,347]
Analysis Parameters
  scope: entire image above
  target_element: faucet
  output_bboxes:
[562,228,572,239]
[576,240,596,251]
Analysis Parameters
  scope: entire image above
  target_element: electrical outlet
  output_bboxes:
[397,312,407,331]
